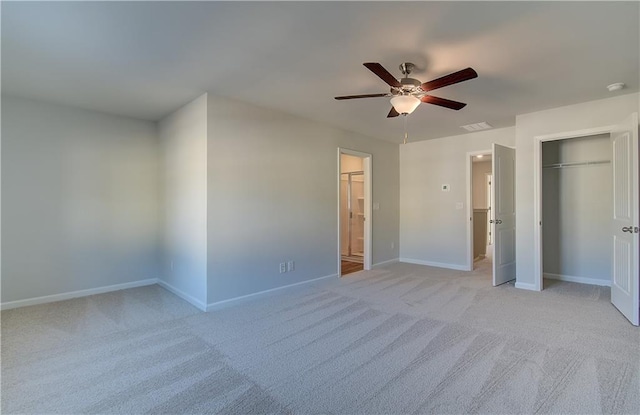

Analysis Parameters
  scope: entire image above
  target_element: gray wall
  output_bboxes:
[207,95,399,304]
[399,127,515,268]
[158,94,208,308]
[542,135,612,282]
[515,92,639,288]
[1,95,161,303]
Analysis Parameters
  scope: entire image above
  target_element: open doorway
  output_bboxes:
[541,134,612,288]
[469,152,493,272]
[467,145,516,285]
[338,149,372,276]
[533,114,639,325]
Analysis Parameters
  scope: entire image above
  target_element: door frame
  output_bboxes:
[533,124,616,291]
[486,173,493,245]
[466,149,492,271]
[337,148,372,275]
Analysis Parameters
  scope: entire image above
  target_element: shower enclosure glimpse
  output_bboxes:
[340,171,364,262]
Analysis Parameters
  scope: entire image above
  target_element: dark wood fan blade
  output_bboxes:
[420,67,478,92]
[363,63,402,88]
[387,107,399,118]
[421,95,467,110]
[334,93,389,100]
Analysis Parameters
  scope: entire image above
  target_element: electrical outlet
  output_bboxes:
[287,260,295,272]
[279,262,286,273]
[391,241,395,249]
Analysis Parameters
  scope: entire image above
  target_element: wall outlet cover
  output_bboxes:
[279,263,286,273]
[287,260,295,272]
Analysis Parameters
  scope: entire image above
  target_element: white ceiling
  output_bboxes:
[2,1,638,143]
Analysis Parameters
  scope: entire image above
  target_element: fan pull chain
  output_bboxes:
[403,114,408,145]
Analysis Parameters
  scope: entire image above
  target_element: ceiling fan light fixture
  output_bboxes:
[390,95,420,115]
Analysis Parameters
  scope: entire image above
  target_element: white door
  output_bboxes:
[492,144,516,286]
[610,113,639,325]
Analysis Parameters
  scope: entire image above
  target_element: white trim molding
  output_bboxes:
[399,258,468,271]
[514,281,539,291]
[0,278,158,310]
[533,124,616,292]
[206,273,338,312]
[543,273,611,287]
[372,258,400,268]
[156,280,207,311]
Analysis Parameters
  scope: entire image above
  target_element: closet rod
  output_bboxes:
[340,170,364,175]
[542,160,610,169]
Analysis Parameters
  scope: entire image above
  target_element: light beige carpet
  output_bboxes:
[2,260,639,414]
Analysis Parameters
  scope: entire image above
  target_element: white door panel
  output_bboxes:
[493,143,516,286]
[610,113,639,325]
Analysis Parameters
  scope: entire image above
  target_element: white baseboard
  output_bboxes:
[206,273,338,312]
[515,281,539,291]
[399,258,468,271]
[0,278,158,310]
[156,280,207,311]
[372,258,399,268]
[544,273,611,287]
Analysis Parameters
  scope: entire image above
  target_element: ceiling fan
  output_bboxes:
[335,62,478,118]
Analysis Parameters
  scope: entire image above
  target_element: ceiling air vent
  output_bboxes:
[461,121,493,132]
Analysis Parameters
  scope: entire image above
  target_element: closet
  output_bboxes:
[541,133,612,286]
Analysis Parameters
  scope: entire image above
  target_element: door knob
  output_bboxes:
[495,219,503,224]
[622,226,633,233]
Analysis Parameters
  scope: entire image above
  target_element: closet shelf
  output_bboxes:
[542,160,610,169]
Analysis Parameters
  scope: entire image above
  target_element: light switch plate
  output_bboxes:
[442,184,450,192]
[373,202,380,210]
[456,202,464,210]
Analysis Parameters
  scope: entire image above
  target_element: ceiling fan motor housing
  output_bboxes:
[394,77,422,95]
[393,62,422,95]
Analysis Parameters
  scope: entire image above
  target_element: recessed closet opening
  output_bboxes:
[541,133,612,288]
